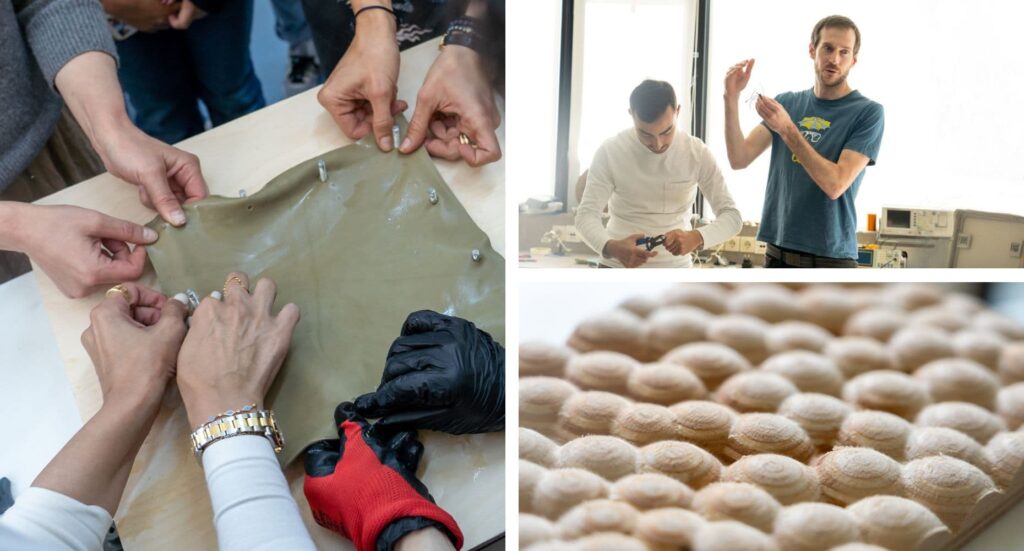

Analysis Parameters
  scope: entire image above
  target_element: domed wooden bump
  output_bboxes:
[692,520,779,551]
[835,410,913,460]
[824,337,893,378]
[996,383,1024,430]
[532,467,610,519]
[915,402,1007,445]
[883,284,944,311]
[521,341,575,377]
[691,482,781,532]
[565,351,640,394]
[521,377,579,434]
[611,403,683,445]
[889,326,956,372]
[707,314,771,365]
[797,285,859,334]
[772,502,862,551]
[901,455,998,532]
[556,499,640,540]
[847,495,951,551]
[953,330,1007,370]
[610,473,695,510]
[815,447,904,505]
[567,308,648,359]
[905,426,993,475]
[724,413,815,463]
[760,351,845,396]
[558,391,631,437]
[842,370,931,420]
[843,307,909,343]
[639,441,722,489]
[766,321,832,355]
[986,432,1024,489]
[626,362,707,405]
[907,304,971,333]
[779,393,852,450]
[728,285,802,324]
[520,514,557,548]
[669,400,737,458]
[633,507,706,550]
[972,311,1024,341]
[722,454,821,505]
[661,283,729,315]
[619,294,660,318]
[715,372,799,413]
[912,358,1000,410]
[521,427,560,467]
[661,342,752,391]
[998,342,1024,384]
[556,435,639,481]
[644,306,712,357]
[575,532,650,551]
[520,460,546,513]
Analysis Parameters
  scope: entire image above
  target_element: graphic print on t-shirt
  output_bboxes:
[791,116,832,164]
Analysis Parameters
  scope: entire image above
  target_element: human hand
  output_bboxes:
[176,272,300,428]
[318,10,406,151]
[603,233,658,268]
[81,283,189,408]
[400,46,501,167]
[304,403,464,551]
[725,59,755,100]
[9,204,158,298]
[168,0,207,30]
[755,95,796,135]
[664,229,704,256]
[92,122,208,226]
[101,0,180,32]
[355,310,504,434]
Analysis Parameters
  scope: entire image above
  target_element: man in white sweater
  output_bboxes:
[576,80,742,268]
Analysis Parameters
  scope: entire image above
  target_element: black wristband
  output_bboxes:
[354,4,397,22]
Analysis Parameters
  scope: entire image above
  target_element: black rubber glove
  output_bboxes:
[355,310,505,434]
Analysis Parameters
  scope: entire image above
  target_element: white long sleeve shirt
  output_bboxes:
[0,436,316,551]
[575,128,742,268]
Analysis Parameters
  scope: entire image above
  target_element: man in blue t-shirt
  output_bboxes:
[723,15,884,268]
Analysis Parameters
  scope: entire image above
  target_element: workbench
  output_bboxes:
[21,37,504,550]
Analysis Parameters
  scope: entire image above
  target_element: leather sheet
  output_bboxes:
[145,126,505,464]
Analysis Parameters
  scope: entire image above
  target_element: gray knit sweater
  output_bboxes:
[1,0,117,190]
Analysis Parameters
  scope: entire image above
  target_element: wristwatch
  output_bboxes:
[190,409,284,461]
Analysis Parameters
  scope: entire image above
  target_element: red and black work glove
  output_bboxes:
[355,310,505,434]
[303,402,463,551]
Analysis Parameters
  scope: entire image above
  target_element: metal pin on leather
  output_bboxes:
[428,188,439,205]
[317,160,327,183]
[471,249,481,261]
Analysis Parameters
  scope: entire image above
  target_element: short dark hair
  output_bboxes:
[812,15,861,55]
[629,80,677,123]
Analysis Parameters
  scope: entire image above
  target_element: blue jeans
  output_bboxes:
[270,0,311,47]
[116,0,265,144]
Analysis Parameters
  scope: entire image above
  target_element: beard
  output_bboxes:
[816,65,848,89]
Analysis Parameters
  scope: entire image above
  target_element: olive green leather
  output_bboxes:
[145,126,504,464]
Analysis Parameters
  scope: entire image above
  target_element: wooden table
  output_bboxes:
[32,38,504,550]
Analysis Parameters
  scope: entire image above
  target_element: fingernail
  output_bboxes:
[171,210,186,226]
[400,137,411,152]
[380,136,393,151]
[143,228,158,242]
[172,293,188,305]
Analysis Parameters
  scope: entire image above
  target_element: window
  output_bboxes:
[706,1,1024,223]
[514,0,564,203]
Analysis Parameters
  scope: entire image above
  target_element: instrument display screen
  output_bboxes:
[887,209,912,229]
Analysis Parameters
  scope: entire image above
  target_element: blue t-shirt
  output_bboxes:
[757,89,884,259]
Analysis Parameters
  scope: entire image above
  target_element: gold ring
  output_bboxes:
[223,276,247,295]
[105,284,131,303]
